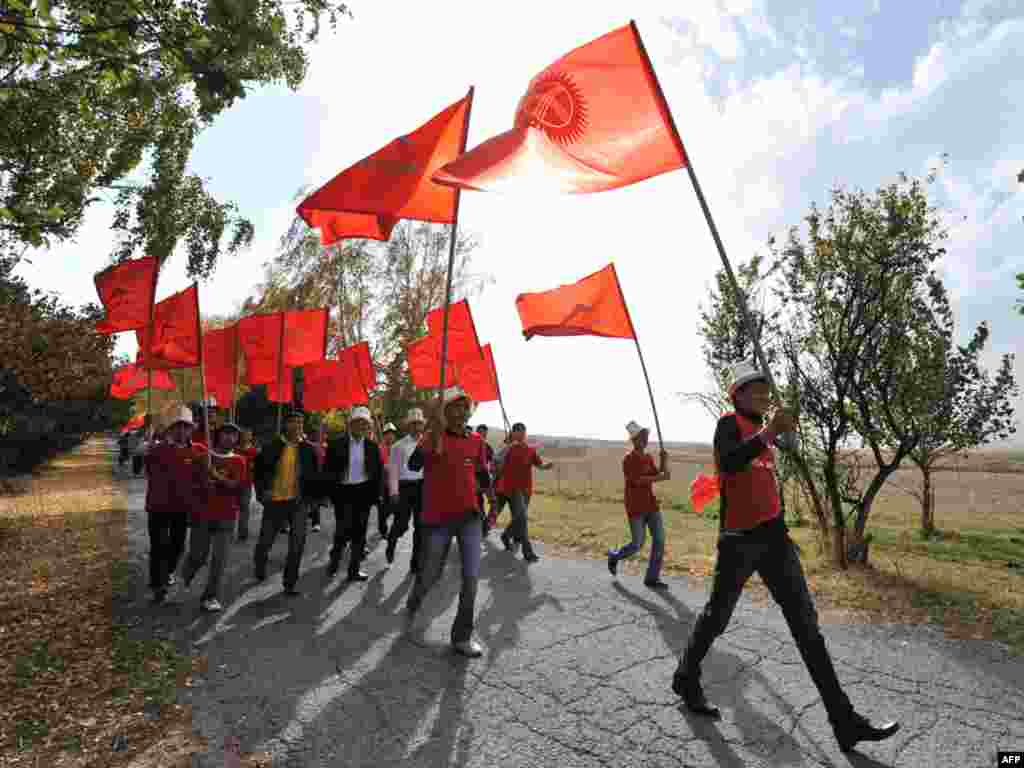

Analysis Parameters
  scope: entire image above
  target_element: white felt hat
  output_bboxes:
[168,405,194,427]
[728,361,768,397]
[350,406,372,423]
[626,420,649,440]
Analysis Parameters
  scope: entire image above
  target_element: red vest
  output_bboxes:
[715,411,780,530]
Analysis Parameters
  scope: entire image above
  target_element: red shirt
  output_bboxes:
[716,411,780,530]
[144,442,207,514]
[238,446,259,484]
[500,442,543,495]
[623,451,659,518]
[194,452,247,522]
[420,431,486,526]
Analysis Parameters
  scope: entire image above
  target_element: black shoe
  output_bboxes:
[834,713,900,753]
[645,579,669,590]
[283,586,302,597]
[326,559,340,577]
[500,531,513,551]
[523,551,539,563]
[607,552,618,576]
[672,665,720,718]
[347,571,369,582]
[254,568,266,582]
[385,539,397,564]
[151,589,167,604]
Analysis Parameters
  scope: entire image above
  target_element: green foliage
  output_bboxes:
[1,0,349,275]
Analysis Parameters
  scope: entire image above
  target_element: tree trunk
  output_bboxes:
[920,464,935,536]
[790,450,832,551]
[823,458,848,570]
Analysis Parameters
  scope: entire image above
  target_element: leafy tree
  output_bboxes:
[0,0,349,275]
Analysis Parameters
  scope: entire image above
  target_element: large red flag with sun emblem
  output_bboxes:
[515,264,636,340]
[94,256,159,335]
[432,23,685,194]
[297,90,474,244]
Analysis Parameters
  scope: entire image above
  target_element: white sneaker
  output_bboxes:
[312,524,321,532]
[166,574,177,586]
[452,638,483,658]
[200,598,223,612]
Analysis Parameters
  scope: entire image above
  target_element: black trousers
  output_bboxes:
[388,480,423,572]
[147,509,188,591]
[681,517,854,726]
[329,482,377,576]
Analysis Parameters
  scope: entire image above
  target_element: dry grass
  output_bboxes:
[526,446,1024,653]
[0,442,207,768]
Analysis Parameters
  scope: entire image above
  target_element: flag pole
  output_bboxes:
[276,311,286,434]
[609,263,664,450]
[194,284,212,469]
[631,20,778,400]
[437,87,475,403]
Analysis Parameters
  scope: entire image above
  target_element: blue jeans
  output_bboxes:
[610,510,665,583]
[407,515,482,644]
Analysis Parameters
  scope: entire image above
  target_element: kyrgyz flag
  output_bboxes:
[297,90,474,244]
[425,299,484,364]
[94,256,159,335]
[284,308,329,368]
[433,23,685,194]
[458,343,500,403]
[238,313,283,385]
[515,264,635,340]
[338,341,375,393]
[303,360,369,411]
[110,364,174,400]
[202,325,239,408]
[406,334,457,391]
[690,471,720,515]
[135,285,202,369]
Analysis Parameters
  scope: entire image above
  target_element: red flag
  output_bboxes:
[459,344,500,403]
[406,334,456,391]
[135,285,202,369]
[297,91,474,242]
[303,360,368,411]
[337,341,375,393]
[94,256,159,335]
[690,472,720,515]
[267,368,294,404]
[202,325,239,408]
[515,264,635,340]
[110,364,174,399]
[425,299,484,363]
[433,24,685,194]
[120,412,147,433]
[284,309,329,368]
[238,313,283,385]
[307,210,399,247]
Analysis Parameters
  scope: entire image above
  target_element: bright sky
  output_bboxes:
[15,0,1024,445]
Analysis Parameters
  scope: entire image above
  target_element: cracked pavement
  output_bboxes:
[108,447,1023,768]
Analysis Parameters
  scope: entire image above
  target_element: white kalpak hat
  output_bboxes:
[728,361,768,398]
[626,421,649,440]
[442,385,472,407]
[382,422,398,434]
[168,406,194,428]
[350,406,372,424]
[405,408,426,425]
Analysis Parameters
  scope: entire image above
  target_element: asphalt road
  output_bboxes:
[108,441,1024,768]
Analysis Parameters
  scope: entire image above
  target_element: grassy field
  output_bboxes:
[524,444,1024,654]
[0,442,203,767]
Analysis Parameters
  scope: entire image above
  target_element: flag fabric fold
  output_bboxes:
[94,256,159,335]
[458,343,500,403]
[110,364,174,399]
[297,91,473,243]
[425,299,484,364]
[202,325,239,409]
[515,264,635,340]
[432,23,685,195]
[135,285,202,369]
[690,471,720,515]
[406,334,457,391]
[238,313,283,386]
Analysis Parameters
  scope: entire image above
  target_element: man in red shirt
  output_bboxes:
[607,421,671,588]
[144,406,206,604]
[673,362,900,754]
[496,422,553,562]
[405,386,488,657]
[181,423,246,612]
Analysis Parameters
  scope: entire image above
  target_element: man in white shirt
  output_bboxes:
[385,408,426,573]
[324,406,385,582]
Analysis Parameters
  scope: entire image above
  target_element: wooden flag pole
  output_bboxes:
[632,20,779,401]
[275,311,286,434]
[193,283,212,469]
[437,86,475,403]
[610,263,664,450]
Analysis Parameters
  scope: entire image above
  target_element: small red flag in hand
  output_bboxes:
[425,299,484,364]
[135,285,201,369]
[515,264,635,341]
[690,472,720,515]
[94,256,158,335]
[297,92,473,244]
[433,23,685,194]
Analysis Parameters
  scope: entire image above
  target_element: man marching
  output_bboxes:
[673,362,900,754]
[377,422,398,539]
[386,409,426,574]
[405,386,488,657]
[325,406,385,582]
[496,422,553,562]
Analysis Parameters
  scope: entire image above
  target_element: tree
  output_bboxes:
[1,0,349,276]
